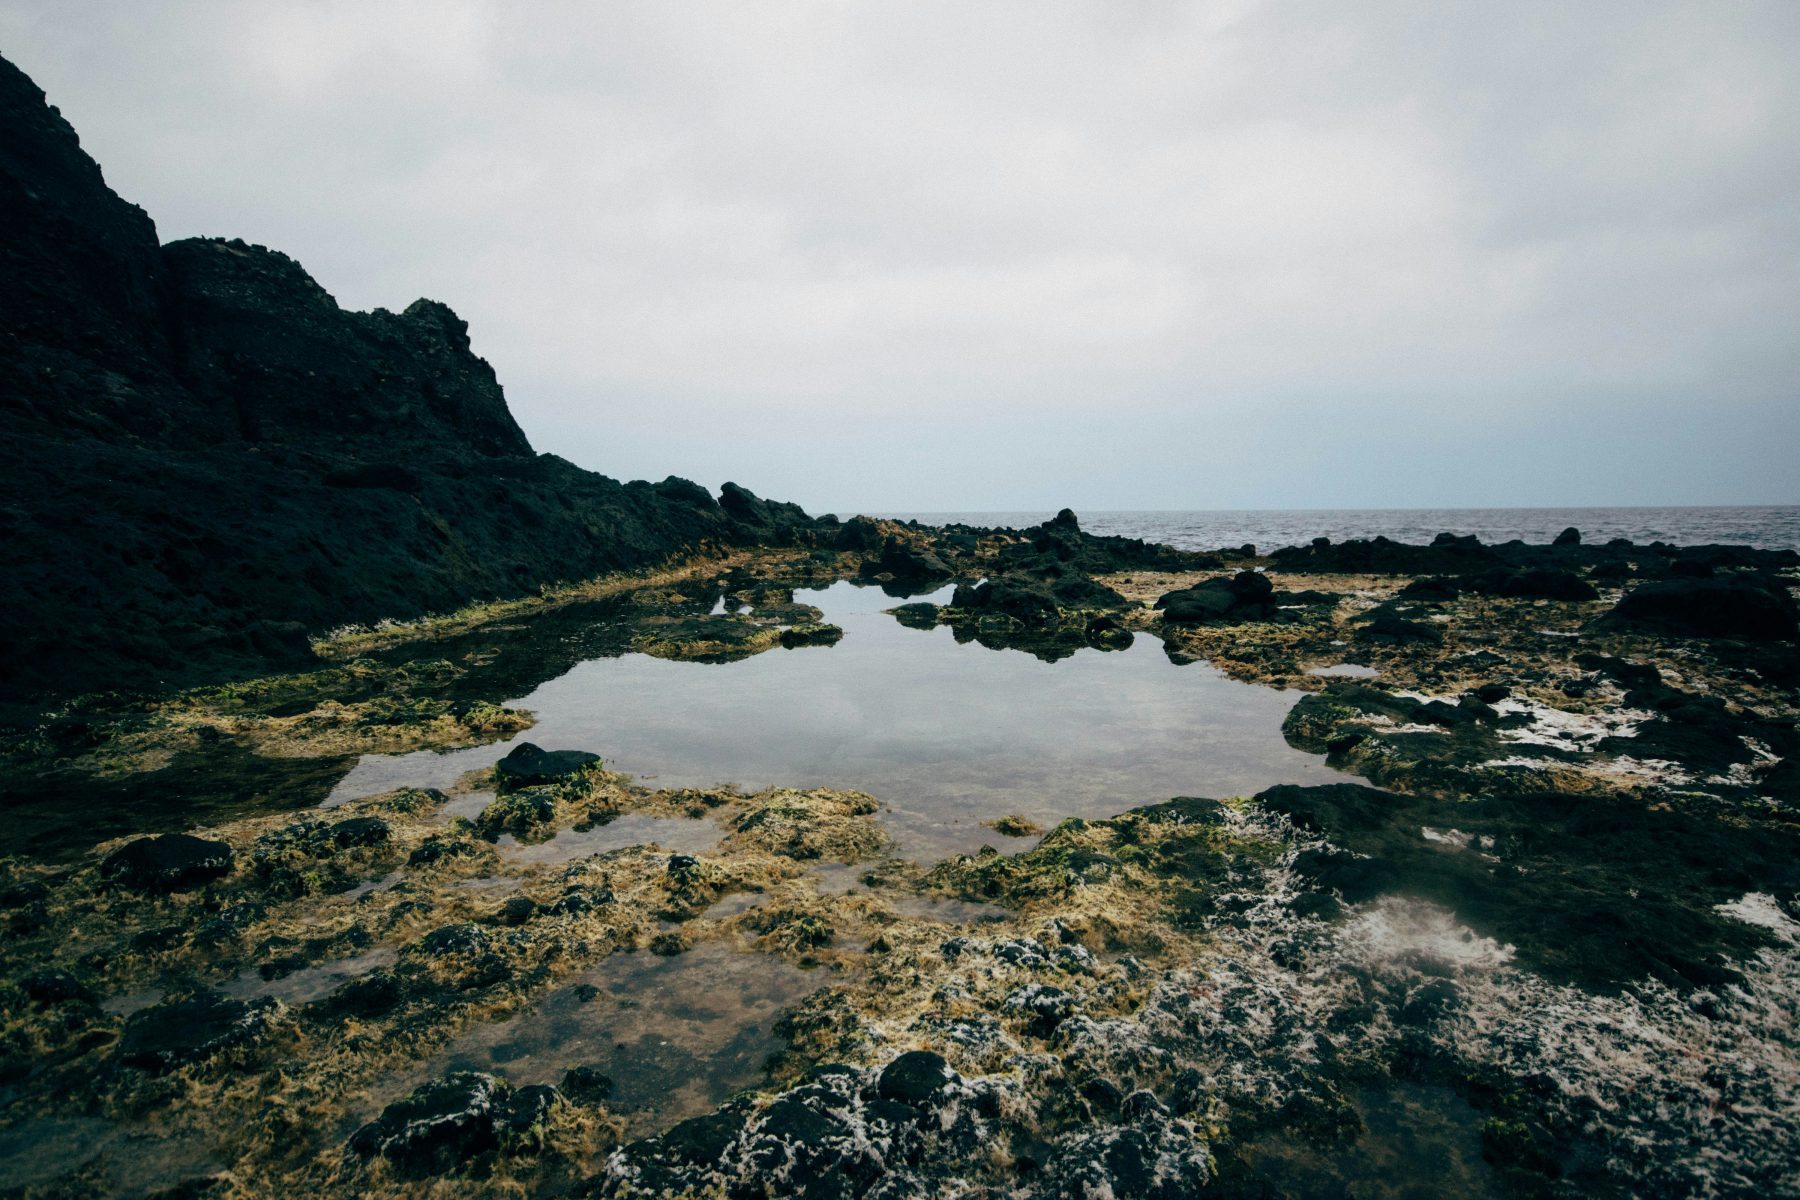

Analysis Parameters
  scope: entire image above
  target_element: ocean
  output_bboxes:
[876,506,1800,554]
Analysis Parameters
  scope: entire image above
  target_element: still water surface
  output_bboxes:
[326,581,1341,857]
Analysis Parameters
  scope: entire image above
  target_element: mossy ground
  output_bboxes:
[2,543,1796,1197]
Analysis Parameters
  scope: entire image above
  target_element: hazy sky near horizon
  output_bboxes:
[4,2,1797,512]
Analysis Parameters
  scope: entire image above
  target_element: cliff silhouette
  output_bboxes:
[0,54,816,705]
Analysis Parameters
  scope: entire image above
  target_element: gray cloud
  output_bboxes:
[5,0,1796,510]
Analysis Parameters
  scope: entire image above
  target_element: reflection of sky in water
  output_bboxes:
[327,581,1343,858]
[391,943,819,1139]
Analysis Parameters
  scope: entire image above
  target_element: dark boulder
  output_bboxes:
[493,742,600,789]
[877,1049,958,1110]
[561,1065,616,1104]
[890,602,939,629]
[324,816,390,849]
[116,991,280,1072]
[1554,527,1582,546]
[1356,615,1443,645]
[1156,571,1275,624]
[22,969,93,1004]
[952,579,1059,624]
[1607,576,1798,640]
[100,833,234,892]
[860,536,953,583]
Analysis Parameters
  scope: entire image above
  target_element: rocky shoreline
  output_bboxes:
[2,516,1796,1198]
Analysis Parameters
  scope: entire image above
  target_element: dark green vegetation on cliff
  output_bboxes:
[0,54,817,707]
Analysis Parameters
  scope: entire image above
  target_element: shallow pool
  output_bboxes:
[326,581,1342,858]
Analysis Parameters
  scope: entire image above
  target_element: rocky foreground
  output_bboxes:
[1,516,1796,1199]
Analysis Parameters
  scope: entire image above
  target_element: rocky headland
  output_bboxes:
[0,53,819,709]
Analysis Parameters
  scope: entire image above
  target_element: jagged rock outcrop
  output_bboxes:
[0,54,816,704]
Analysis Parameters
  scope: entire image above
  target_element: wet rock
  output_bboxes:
[562,1064,616,1104]
[877,1049,957,1110]
[861,536,954,583]
[834,515,886,552]
[890,601,939,629]
[494,896,538,926]
[347,1071,511,1177]
[779,623,844,649]
[325,816,390,848]
[1412,568,1599,602]
[311,969,403,1019]
[1605,576,1798,640]
[476,790,556,839]
[100,833,234,892]
[116,990,280,1072]
[0,880,50,908]
[648,931,690,956]
[494,742,601,790]
[503,1084,564,1143]
[1156,571,1275,624]
[1005,984,1078,1037]
[409,922,509,990]
[1355,614,1443,645]
[409,834,482,866]
[1268,534,1501,575]
[1554,526,1581,546]
[22,969,93,1004]
[952,579,1060,625]
[1037,1113,1212,1199]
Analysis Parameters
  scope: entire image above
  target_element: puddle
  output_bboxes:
[884,894,1009,925]
[1308,663,1380,679]
[1246,1082,1503,1199]
[100,988,164,1017]
[699,891,768,919]
[397,942,819,1138]
[342,870,400,901]
[328,581,1342,859]
[220,946,398,1007]
[500,813,722,865]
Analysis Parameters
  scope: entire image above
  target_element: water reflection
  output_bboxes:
[411,942,820,1138]
[328,581,1341,859]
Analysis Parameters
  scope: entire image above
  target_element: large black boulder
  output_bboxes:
[1607,576,1797,640]
[1155,571,1275,623]
[493,742,600,789]
[100,833,234,892]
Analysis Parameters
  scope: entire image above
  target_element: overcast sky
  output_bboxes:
[4,2,1796,512]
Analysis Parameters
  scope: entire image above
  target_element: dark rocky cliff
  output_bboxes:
[0,55,814,705]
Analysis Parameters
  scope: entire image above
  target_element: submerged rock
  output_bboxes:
[100,833,234,892]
